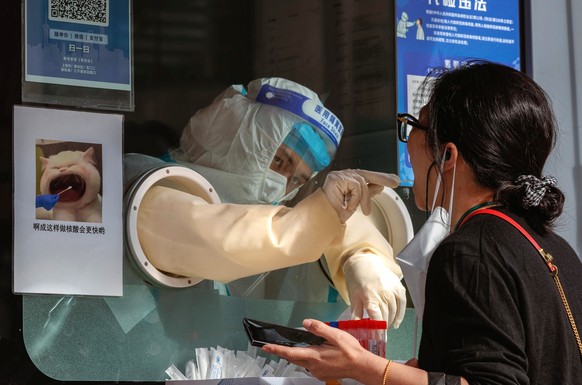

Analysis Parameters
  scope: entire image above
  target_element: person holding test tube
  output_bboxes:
[262,61,582,384]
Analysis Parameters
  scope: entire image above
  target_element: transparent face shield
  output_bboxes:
[254,81,343,203]
[269,122,333,202]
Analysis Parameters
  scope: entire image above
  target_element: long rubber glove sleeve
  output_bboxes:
[323,209,406,327]
[137,186,345,282]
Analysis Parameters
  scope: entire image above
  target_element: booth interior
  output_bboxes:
[2,1,427,382]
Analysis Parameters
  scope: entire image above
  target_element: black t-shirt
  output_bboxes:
[418,207,582,384]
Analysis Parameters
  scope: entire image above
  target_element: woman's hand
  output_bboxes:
[262,319,463,385]
[261,318,375,381]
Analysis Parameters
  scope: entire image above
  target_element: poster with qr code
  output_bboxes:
[23,0,132,109]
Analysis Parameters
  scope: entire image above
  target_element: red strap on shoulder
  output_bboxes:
[461,208,541,249]
[460,208,556,274]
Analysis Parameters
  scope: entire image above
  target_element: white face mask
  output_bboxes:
[275,186,299,205]
[396,154,456,321]
[260,169,288,204]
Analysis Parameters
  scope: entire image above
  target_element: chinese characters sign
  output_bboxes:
[13,106,123,296]
[395,0,522,186]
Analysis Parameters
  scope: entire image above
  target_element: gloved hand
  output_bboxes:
[36,194,60,210]
[322,169,399,223]
[343,252,407,328]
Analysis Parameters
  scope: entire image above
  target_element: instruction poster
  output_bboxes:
[395,0,522,186]
[24,0,131,91]
[13,106,124,296]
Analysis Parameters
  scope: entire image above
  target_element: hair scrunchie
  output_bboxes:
[515,174,557,208]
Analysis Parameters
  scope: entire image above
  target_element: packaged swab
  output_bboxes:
[260,363,276,377]
[185,359,198,380]
[165,364,188,380]
[207,347,224,379]
[195,347,209,380]
[168,343,315,380]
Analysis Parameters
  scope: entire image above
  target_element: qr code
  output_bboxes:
[48,0,109,27]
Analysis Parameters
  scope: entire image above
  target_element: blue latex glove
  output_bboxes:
[36,194,60,210]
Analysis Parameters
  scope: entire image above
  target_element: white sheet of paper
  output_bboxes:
[13,105,123,296]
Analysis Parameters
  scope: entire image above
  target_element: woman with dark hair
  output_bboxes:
[262,60,582,385]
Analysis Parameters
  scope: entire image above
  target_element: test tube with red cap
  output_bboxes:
[326,318,387,357]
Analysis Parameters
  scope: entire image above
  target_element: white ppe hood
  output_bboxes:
[170,77,343,204]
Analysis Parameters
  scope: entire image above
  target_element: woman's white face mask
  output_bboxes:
[396,153,456,321]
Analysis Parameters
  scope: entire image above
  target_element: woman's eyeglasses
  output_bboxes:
[397,113,428,143]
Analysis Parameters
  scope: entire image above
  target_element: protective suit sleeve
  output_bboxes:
[137,186,345,282]
[323,209,406,326]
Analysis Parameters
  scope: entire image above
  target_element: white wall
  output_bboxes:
[531,0,582,259]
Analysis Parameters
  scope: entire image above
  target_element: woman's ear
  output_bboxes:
[442,143,458,171]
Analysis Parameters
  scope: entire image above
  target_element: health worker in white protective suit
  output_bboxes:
[133,77,407,327]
